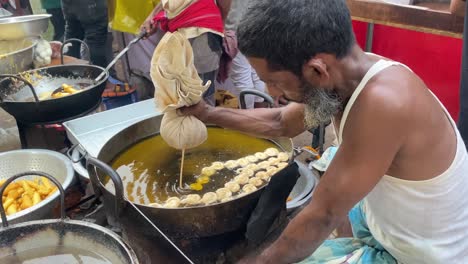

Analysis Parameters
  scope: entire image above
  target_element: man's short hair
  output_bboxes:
[237,0,355,75]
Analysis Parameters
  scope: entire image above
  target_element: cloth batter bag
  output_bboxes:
[150,31,211,150]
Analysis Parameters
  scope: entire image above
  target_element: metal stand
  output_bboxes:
[17,100,102,149]
[366,23,375,52]
[310,120,329,155]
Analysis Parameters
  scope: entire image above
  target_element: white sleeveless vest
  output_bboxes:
[337,60,468,264]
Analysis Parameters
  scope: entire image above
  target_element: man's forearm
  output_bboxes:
[258,205,340,264]
[451,0,466,16]
[217,0,232,21]
[205,107,287,138]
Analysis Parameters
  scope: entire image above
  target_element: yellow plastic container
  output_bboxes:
[108,0,160,34]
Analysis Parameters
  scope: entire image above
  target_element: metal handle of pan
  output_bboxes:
[86,156,126,217]
[93,31,147,84]
[66,144,87,163]
[60,39,91,65]
[0,74,39,103]
[0,171,66,228]
[239,89,275,109]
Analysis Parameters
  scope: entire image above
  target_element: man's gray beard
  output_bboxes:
[303,83,342,130]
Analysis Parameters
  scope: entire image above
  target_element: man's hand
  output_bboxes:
[140,18,158,37]
[140,3,162,37]
[178,100,212,122]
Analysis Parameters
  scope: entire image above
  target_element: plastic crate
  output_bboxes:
[102,91,138,110]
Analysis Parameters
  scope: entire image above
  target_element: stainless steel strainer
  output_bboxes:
[0,149,75,224]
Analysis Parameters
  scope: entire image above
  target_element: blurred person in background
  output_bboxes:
[221,0,267,109]
[141,0,231,106]
[1,0,28,15]
[61,0,112,71]
[108,0,161,99]
[40,0,64,41]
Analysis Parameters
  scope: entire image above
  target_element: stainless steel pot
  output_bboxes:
[85,114,296,239]
[0,14,51,40]
[0,38,37,74]
[0,172,139,264]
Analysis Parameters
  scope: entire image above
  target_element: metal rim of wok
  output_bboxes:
[0,172,139,264]
[84,114,297,238]
[0,64,109,124]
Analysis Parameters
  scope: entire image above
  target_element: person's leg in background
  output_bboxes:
[199,71,217,106]
[191,33,223,106]
[61,0,84,59]
[47,8,65,41]
[249,56,267,108]
[79,0,112,71]
[229,52,266,108]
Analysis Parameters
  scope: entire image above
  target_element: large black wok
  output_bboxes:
[85,114,295,239]
[0,64,108,124]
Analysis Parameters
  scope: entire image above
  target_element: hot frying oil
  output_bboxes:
[110,127,278,204]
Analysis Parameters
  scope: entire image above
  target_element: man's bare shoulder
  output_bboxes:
[341,65,422,146]
[354,65,424,119]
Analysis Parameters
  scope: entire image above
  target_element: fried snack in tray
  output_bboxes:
[1,177,58,216]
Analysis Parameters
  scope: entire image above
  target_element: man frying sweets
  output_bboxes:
[182,0,468,263]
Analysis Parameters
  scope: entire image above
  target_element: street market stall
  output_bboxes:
[1,1,467,263]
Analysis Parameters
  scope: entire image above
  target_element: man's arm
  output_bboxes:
[217,0,232,21]
[246,85,408,263]
[451,0,466,17]
[140,3,163,36]
[180,100,306,138]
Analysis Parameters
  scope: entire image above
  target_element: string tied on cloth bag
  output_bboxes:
[150,31,211,150]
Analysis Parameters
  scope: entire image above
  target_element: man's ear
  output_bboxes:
[302,58,330,85]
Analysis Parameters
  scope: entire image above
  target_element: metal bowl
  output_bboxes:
[0,38,37,74]
[0,14,51,40]
[0,219,140,264]
[0,149,75,224]
[286,161,317,211]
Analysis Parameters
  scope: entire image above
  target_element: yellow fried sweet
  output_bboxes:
[32,192,42,205]
[1,177,57,216]
[62,84,78,94]
[6,203,17,216]
[196,176,210,184]
[190,182,203,191]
